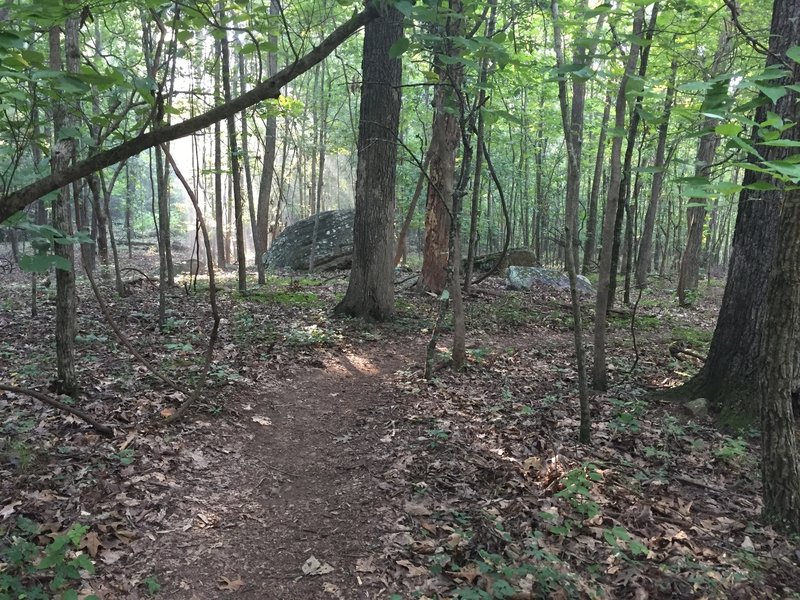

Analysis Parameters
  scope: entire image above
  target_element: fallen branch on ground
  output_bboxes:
[0,383,115,437]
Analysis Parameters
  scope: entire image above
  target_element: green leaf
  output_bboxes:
[760,139,800,147]
[439,289,450,301]
[19,254,72,273]
[388,37,410,59]
[715,123,742,137]
[744,180,778,191]
[395,1,413,17]
[787,46,800,64]
[755,84,787,104]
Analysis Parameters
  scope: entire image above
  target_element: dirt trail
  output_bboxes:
[148,340,419,599]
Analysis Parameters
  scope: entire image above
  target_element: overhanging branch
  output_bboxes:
[0,6,377,224]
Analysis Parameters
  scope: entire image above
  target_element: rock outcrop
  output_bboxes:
[468,247,539,274]
[506,266,594,296]
[264,209,354,271]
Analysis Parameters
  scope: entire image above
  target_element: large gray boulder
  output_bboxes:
[507,266,594,296]
[467,247,540,274]
[264,209,354,271]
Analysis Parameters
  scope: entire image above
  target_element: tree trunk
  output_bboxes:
[464,0,497,292]
[418,6,463,295]
[254,0,279,283]
[635,60,677,288]
[213,38,226,269]
[677,122,720,305]
[608,5,657,308]
[334,5,402,320]
[582,94,610,275]
[592,9,644,391]
[221,18,247,291]
[760,187,800,532]
[51,20,78,395]
[682,0,799,423]
[551,0,595,442]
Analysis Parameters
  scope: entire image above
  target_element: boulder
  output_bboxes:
[264,209,354,271]
[683,398,708,419]
[468,247,539,274]
[507,266,594,295]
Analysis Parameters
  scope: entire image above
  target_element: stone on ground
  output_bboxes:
[506,266,594,295]
[265,209,354,271]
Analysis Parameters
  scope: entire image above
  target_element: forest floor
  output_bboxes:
[1,249,800,599]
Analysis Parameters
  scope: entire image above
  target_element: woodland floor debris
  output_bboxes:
[1,256,798,599]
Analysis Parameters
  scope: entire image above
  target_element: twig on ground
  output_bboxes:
[0,383,114,437]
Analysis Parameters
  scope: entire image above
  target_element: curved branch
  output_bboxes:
[0,383,114,437]
[0,5,378,224]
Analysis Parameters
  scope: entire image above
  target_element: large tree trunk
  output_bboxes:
[418,20,462,294]
[334,5,402,320]
[51,20,78,395]
[760,188,800,532]
[682,0,798,422]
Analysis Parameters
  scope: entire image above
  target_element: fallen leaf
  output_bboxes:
[100,550,123,565]
[0,501,21,520]
[80,532,101,557]
[302,555,334,576]
[322,582,344,598]
[741,535,755,551]
[355,557,377,573]
[396,559,428,578]
[404,501,431,516]
[160,407,175,418]
[217,576,245,591]
[252,415,272,426]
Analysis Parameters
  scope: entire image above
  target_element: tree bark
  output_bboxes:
[682,0,799,422]
[677,122,721,305]
[592,9,644,391]
[254,0,279,283]
[582,93,610,275]
[635,60,677,288]
[418,4,463,294]
[760,187,800,532]
[51,20,78,395]
[334,4,402,320]
[221,18,247,291]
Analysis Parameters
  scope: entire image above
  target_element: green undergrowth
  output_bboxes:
[0,518,97,600]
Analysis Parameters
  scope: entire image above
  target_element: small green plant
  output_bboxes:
[165,342,193,352]
[75,333,109,344]
[714,437,748,464]
[0,519,98,600]
[609,398,645,434]
[141,575,161,596]
[603,525,649,559]
[109,448,135,465]
[467,347,491,363]
[556,465,602,519]
[426,428,449,448]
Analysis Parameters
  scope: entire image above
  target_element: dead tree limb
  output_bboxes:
[0,383,114,437]
[161,145,221,423]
